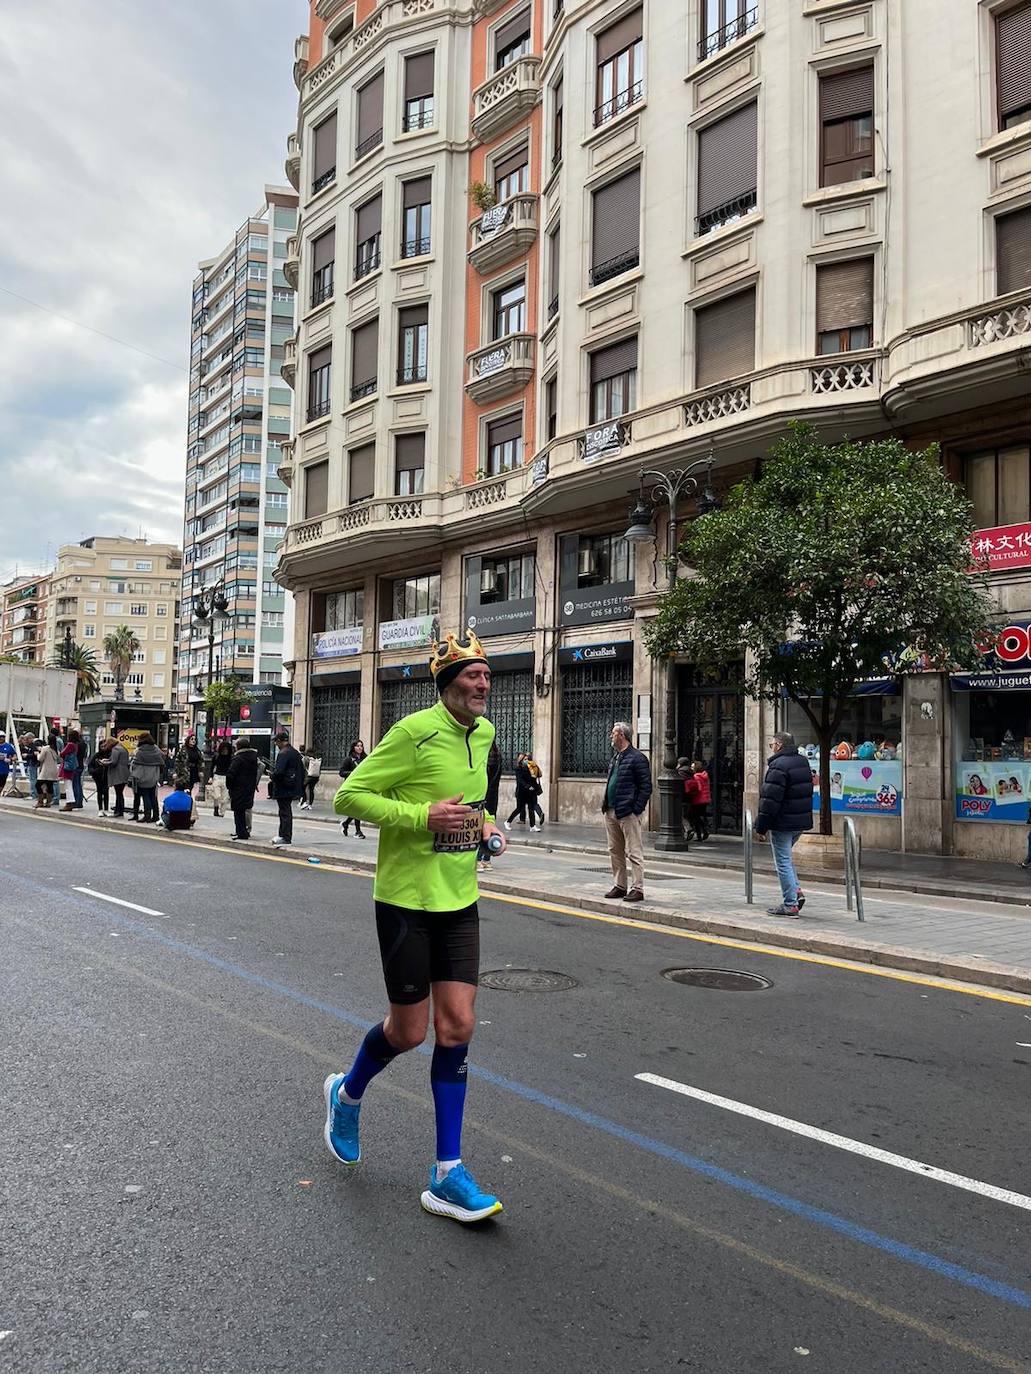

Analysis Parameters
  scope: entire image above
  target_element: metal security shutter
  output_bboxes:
[399,303,428,331]
[590,335,638,386]
[697,103,757,217]
[395,432,425,471]
[357,72,384,143]
[404,51,434,100]
[487,412,522,447]
[597,6,643,62]
[380,678,437,735]
[356,195,381,242]
[312,683,360,768]
[351,317,378,385]
[999,4,1031,121]
[308,344,331,378]
[694,288,755,388]
[489,670,534,771]
[313,114,337,181]
[312,228,335,269]
[496,9,530,52]
[591,169,640,270]
[819,66,873,121]
[349,444,375,502]
[997,205,1031,293]
[494,146,528,185]
[560,660,633,776]
[816,259,873,332]
[403,176,431,210]
[304,460,329,519]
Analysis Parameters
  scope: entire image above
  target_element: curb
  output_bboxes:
[9,802,1031,997]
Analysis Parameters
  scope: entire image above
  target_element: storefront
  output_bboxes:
[952,621,1031,829]
[310,670,361,766]
[378,663,436,733]
[558,642,634,778]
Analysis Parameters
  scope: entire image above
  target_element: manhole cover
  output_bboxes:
[662,967,772,992]
[579,867,692,881]
[479,969,580,992]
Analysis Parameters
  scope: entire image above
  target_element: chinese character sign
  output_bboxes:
[971,523,1031,573]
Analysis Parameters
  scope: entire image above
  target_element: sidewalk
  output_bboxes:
[7,794,1031,997]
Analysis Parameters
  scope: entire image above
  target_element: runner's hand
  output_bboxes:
[427,794,476,833]
[483,821,506,854]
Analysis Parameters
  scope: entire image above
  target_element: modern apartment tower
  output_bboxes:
[278,0,1031,864]
[178,187,299,725]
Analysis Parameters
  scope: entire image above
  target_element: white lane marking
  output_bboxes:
[72,887,164,917]
[635,1072,1031,1213]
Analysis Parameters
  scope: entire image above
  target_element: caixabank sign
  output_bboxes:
[557,642,633,667]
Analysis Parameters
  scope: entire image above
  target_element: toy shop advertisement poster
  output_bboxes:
[808,757,903,816]
[955,762,1031,823]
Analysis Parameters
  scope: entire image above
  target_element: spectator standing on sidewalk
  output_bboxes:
[226,735,261,840]
[601,722,652,904]
[754,731,813,917]
[175,734,203,793]
[338,741,367,838]
[300,746,322,810]
[21,734,39,801]
[524,754,545,831]
[129,733,164,824]
[107,737,130,817]
[678,758,699,842]
[0,732,15,797]
[209,740,234,818]
[505,752,538,830]
[270,731,305,847]
[689,758,712,841]
[88,738,112,816]
[37,736,60,808]
[58,731,84,811]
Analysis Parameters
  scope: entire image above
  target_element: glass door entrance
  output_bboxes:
[677,664,745,834]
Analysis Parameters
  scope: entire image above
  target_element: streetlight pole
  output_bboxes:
[624,456,719,852]
[192,575,230,802]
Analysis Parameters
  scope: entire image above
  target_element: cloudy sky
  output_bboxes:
[0,0,303,583]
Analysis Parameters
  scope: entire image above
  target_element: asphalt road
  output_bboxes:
[3,809,1031,1374]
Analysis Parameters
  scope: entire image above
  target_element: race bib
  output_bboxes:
[432,800,485,854]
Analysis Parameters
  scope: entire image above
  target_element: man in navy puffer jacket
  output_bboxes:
[755,732,814,917]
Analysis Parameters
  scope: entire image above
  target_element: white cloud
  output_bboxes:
[0,0,302,581]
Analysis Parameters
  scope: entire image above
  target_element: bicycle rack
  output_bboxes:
[843,817,864,922]
[744,807,754,904]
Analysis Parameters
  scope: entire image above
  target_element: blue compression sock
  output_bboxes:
[430,1042,469,1162]
[342,1022,403,1100]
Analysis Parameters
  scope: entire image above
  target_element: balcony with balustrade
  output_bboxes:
[469,194,538,275]
[471,57,542,142]
[281,334,298,390]
[285,133,301,192]
[465,333,535,403]
[283,235,299,289]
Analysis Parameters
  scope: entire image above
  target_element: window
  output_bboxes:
[700,0,759,61]
[83,623,96,638]
[495,9,530,69]
[350,316,379,400]
[997,4,1031,129]
[262,611,284,627]
[307,345,332,421]
[155,625,168,640]
[304,460,330,519]
[486,412,523,474]
[265,491,288,508]
[576,531,631,587]
[595,8,644,126]
[997,205,1031,294]
[694,287,755,388]
[479,551,535,604]
[355,196,382,278]
[398,305,428,383]
[494,147,529,202]
[155,604,168,616]
[356,72,385,158]
[326,588,364,629]
[546,376,558,440]
[401,177,432,257]
[311,228,335,308]
[109,559,128,570]
[313,682,361,765]
[391,571,440,619]
[547,225,560,318]
[696,102,757,235]
[131,649,147,663]
[135,560,153,572]
[130,604,147,616]
[153,650,167,665]
[89,579,100,590]
[126,673,145,687]
[403,51,435,131]
[152,673,165,689]
[395,432,426,495]
[104,601,124,614]
[561,658,634,776]
[492,279,526,339]
[84,600,97,615]
[590,168,640,285]
[816,258,873,354]
[552,77,563,167]
[349,443,376,502]
[589,337,638,422]
[819,67,873,186]
[964,446,1031,528]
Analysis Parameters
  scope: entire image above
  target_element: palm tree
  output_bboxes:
[102,626,141,702]
[50,642,101,707]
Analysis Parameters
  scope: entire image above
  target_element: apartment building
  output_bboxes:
[45,538,182,710]
[178,188,299,722]
[1,575,50,664]
[277,0,1031,862]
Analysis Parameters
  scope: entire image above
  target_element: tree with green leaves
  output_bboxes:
[644,425,997,835]
[50,642,101,707]
[203,677,252,738]
[102,626,141,702]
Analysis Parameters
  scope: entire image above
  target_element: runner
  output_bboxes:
[327,630,505,1224]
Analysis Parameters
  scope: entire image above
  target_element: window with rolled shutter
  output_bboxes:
[311,228,335,308]
[350,317,379,400]
[395,432,425,496]
[819,67,874,186]
[494,146,529,200]
[590,169,640,286]
[548,226,560,318]
[398,305,429,383]
[304,460,329,519]
[402,177,432,257]
[355,195,382,278]
[312,113,337,194]
[997,205,1031,294]
[553,77,564,165]
[815,258,873,354]
[356,72,384,157]
[486,412,523,474]
[696,103,757,235]
[307,344,332,421]
[495,10,530,70]
[694,288,755,388]
[348,444,375,503]
[595,8,644,125]
[589,335,638,422]
[998,3,1031,129]
[403,51,435,131]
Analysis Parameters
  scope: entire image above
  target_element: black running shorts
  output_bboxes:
[374,900,480,1004]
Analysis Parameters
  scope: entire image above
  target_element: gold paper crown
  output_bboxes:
[429,630,488,678]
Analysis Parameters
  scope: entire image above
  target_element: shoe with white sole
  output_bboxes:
[420,1163,502,1223]
[272,836,289,847]
[323,1074,360,1165]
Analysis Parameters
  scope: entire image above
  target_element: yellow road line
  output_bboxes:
[4,909,1026,1374]
[12,809,1031,1008]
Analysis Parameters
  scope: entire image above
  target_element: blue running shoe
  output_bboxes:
[420,1164,503,1223]
[323,1073,360,1165]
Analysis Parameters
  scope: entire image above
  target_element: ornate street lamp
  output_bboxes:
[192,576,231,800]
[624,454,719,851]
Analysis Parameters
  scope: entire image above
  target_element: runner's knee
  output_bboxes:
[433,1009,476,1045]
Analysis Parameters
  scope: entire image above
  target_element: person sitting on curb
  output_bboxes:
[160,783,196,832]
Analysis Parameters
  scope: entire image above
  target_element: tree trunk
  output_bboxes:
[819,696,833,836]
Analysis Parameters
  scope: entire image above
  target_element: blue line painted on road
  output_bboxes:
[14,879,1031,1313]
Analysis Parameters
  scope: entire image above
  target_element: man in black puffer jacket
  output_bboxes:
[755,731,814,918]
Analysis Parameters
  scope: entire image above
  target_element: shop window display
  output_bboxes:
[954,687,1031,823]
[782,691,903,816]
